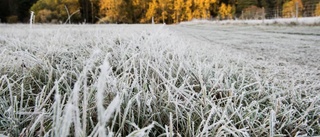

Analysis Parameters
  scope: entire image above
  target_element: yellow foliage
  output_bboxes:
[282,0,303,18]
[143,0,158,23]
[172,0,184,23]
[99,0,129,23]
[143,0,174,23]
[99,0,118,21]
[132,0,140,6]
[31,0,81,23]
[37,9,53,23]
[218,3,232,19]
[192,0,216,19]
[99,0,219,23]
[158,0,173,23]
[315,2,320,16]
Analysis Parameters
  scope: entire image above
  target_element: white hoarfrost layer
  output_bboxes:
[0,24,319,137]
[181,16,320,25]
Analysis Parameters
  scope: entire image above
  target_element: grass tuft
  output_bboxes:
[0,24,319,136]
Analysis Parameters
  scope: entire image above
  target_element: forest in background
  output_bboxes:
[0,0,319,24]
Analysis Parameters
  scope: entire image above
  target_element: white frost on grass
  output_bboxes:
[126,122,154,137]
[181,16,320,25]
[0,24,319,137]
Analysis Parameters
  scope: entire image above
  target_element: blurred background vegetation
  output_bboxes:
[0,0,319,24]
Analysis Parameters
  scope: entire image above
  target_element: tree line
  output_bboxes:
[0,0,319,24]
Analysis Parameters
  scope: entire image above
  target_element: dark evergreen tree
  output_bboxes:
[0,0,18,23]
[18,0,38,22]
[0,0,10,22]
[0,0,37,23]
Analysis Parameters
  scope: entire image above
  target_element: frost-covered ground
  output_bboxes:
[172,24,320,76]
[181,17,320,25]
[0,24,319,136]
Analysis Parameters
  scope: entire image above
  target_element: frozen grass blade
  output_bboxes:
[169,112,173,137]
[126,122,154,137]
[270,110,276,137]
[96,54,111,137]
[0,24,319,137]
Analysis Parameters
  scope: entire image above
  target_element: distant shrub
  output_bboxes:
[241,6,265,20]
[31,0,81,23]
[36,9,54,23]
[97,17,112,24]
[51,19,59,24]
[7,15,19,23]
[282,0,303,18]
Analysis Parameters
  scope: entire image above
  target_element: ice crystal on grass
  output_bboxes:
[0,24,319,136]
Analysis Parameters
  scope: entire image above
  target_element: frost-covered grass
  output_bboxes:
[0,24,319,137]
[181,17,320,25]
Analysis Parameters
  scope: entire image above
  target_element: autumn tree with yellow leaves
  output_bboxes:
[282,0,303,18]
[99,0,130,23]
[315,2,320,16]
[184,0,193,21]
[218,3,233,19]
[9,0,320,24]
[158,0,174,23]
[143,0,159,23]
[131,0,148,23]
[99,0,219,24]
[192,0,216,19]
[172,0,184,23]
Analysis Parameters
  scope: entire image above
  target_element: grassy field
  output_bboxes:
[0,24,319,137]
